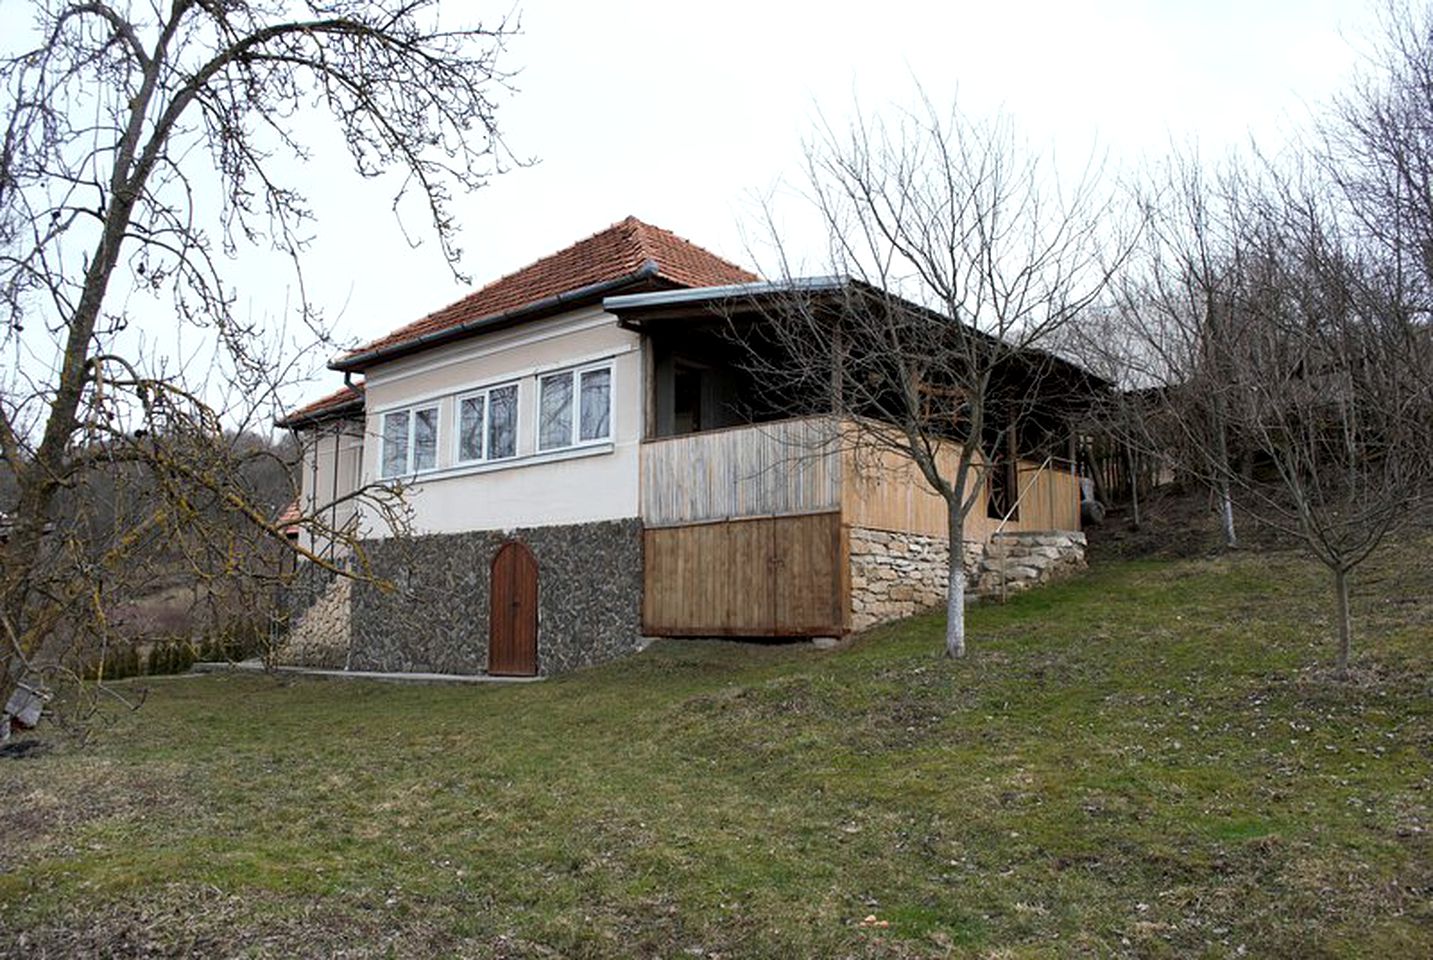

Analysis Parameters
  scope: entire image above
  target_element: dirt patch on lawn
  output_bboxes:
[1085,484,1339,563]
[0,754,194,873]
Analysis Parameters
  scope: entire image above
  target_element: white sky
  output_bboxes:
[1,0,1388,415]
[297,0,1378,350]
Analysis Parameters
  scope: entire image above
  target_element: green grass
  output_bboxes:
[2,542,1430,958]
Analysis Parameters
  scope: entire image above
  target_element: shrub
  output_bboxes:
[85,642,143,681]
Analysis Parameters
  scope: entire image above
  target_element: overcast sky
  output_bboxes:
[294,1,1379,358]
[1,0,1389,413]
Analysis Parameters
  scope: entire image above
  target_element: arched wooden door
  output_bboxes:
[489,540,538,676]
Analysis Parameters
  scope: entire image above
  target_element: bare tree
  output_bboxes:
[1327,0,1433,308]
[1072,151,1258,548]
[0,1,517,733]
[1082,33,1433,674]
[1219,182,1433,675]
[1082,159,1432,674]
[1088,2,1433,675]
[748,97,1126,659]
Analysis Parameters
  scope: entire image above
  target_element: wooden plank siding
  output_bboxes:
[638,417,1079,637]
[642,513,847,636]
[773,513,849,633]
[841,441,1082,540]
[639,417,1080,538]
[641,417,842,527]
[1010,462,1082,534]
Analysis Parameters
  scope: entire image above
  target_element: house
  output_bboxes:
[277,217,1091,677]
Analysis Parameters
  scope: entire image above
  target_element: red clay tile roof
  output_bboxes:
[333,216,757,369]
[275,381,365,429]
[276,499,302,537]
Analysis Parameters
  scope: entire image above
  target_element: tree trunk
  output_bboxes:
[1334,566,1352,678]
[1,153,146,716]
[945,503,966,658]
[1127,446,1142,530]
[1210,408,1238,548]
[1218,481,1237,549]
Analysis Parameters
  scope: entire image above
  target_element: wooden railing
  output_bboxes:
[642,416,1082,536]
[641,417,843,527]
[843,441,1081,540]
[1014,459,1082,532]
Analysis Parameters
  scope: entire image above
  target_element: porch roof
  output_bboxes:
[603,276,848,313]
[603,275,1112,393]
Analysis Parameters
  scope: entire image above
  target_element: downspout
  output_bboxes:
[330,423,340,566]
[308,432,319,592]
[337,370,359,567]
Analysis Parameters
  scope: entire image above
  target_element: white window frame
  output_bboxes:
[453,380,520,465]
[379,404,440,479]
[536,361,614,453]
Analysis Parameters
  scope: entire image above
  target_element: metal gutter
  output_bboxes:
[274,391,365,430]
[602,274,1112,391]
[330,259,663,373]
[602,275,849,312]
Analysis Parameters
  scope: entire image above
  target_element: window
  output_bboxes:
[538,363,611,451]
[456,383,518,463]
[380,405,439,478]
[673,363,703,434]
[986,453,1019,521]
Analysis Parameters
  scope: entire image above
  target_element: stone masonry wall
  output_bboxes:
[349,518,643,676]
[276,573,351,668]
[974,530,1087,597]
[849,528,984,631]
[849,526,1087,631]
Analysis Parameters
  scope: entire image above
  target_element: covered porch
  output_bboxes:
[638,416,1082,638]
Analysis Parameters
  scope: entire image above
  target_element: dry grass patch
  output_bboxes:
[2,537,1431,957]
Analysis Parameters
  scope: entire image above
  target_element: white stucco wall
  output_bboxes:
[355,306,643,536]
[296,418,364,558]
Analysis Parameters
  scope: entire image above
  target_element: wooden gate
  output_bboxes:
[643,512,847,637]
[489,540,538,676]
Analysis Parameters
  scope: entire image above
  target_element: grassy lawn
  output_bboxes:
[2,542,1430,958]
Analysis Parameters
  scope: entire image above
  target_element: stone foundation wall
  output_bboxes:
[277,573,351,668]
[849,526,1087,631]
[849,527,984,631]
[974,530,1087,597]
[349,518,643,676]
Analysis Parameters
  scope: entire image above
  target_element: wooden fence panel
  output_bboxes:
[641,417,842,527]
[773,512,848,634]
[841,444,959,539]
[843,442,1082,540]
[643,513,846,637]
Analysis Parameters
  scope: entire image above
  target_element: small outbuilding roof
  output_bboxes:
[275,382,365,430]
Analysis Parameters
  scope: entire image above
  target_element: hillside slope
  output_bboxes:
[2,540,1430,958]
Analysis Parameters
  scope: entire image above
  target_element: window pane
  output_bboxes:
[381,411,409,478]
[458,396,485,461]
[413,407,438,471]
[539,372,573,450]
[579,367,611,441]
[488,385,517,459]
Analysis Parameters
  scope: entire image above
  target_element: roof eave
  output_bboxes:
[274,396,365,430]
[604,275,1113,392]
[602,275,848,313]
[330,260,663,374]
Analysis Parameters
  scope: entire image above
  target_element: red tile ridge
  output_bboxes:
[333,216,757,370]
